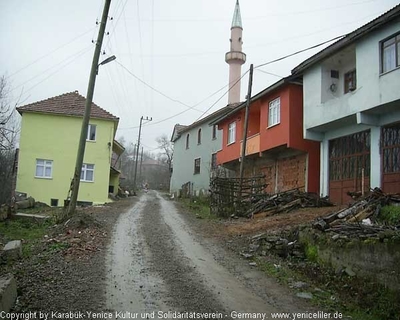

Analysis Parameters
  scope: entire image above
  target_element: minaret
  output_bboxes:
[225,0,246,104]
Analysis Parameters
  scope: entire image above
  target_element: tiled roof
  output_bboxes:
[17,91,119,121]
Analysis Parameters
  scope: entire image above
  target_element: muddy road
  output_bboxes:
[106,191,327,319]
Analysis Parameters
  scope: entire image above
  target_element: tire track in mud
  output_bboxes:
[140,193,228,315]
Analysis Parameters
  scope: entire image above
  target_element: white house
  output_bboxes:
[292,4,400,204]
[170,107,234,196]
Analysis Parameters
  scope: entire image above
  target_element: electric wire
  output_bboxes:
[254,34,345,69]
[6,27,95,80]
[255,69,284,78]
[20,46,92,99]
[194,70,249,122]
[10,44,93,93]
[116,61,203,113]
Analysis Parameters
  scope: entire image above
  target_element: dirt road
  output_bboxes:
[106,191,328,320]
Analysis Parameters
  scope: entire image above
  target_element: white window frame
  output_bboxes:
[380,33,400,74]
[81,163,95,182]
[35,159,53,179]
[87,124,97,141]
[228,122,236,145]
[268,97,280,127]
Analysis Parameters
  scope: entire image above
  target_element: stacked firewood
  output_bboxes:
[246,188,333,218]
[314,188,400,231]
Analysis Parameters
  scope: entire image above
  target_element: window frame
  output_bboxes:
[87,124,97,141]
[227,121,236,145]
[81,163,95,182]
[197,128,202,145]
[344,69,357,94]
[35,159,53,179]
[380,32,400,74]
[186,133,190,149]
[194,158,201,175]
[211,153,217,170]
[268,97,281,127]
[212,125,217,140]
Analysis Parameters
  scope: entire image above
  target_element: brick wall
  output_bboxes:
[260,153,307,194]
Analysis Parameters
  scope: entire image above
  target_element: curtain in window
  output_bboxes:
[383,43,396,73]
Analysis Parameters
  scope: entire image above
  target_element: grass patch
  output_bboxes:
[0,219,51,257]
[179,197,217,220]
[379,205,400,225]
[254,252,400,320]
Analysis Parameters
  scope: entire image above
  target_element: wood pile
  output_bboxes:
[246,188,333,218]
[314,188,400,231]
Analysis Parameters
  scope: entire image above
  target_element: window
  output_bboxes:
[35,159,53,178]
[211,153,217,170]
[81,163,94,182]
[344,69,357,93]
[228,122,236,144]
[186,134,190,149]
[381,33,400,73]
[212,125,217,140]
[194,158,201,174]
[197,128,202,145]
[87,124,96,141]
[268,97,280,127]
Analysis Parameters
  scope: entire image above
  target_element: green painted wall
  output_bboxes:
[16,112,117,205]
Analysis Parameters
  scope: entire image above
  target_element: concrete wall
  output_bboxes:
[303,22,400,132]
[17,112,115,205]
[170,122,223,195]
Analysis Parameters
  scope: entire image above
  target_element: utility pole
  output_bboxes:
[139,146,144,185]
[238,64,254,199]
[133,116,152,193]
[66,0,112,216]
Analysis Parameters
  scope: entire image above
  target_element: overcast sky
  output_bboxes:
[1,0,399,152]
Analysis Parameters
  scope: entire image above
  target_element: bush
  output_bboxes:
[379,205,400,225]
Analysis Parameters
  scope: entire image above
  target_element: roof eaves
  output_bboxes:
[210,76,297,125]
[292,4,400,75]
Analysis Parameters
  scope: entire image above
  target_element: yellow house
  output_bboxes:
[16,91,124,206]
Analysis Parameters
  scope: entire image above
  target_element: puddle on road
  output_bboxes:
[106,195,167,317]
[156,193,281,314]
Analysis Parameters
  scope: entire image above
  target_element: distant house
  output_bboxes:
[16,91,124,206]
[170,106,235,196]
[291,4,400,204]
[211,77,320,194]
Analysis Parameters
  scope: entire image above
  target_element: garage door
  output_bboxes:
[382,122,400,194]
[329,130,371,204]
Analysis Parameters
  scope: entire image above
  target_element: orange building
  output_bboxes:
[211,76,320,194]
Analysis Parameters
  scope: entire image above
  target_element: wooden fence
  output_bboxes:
[210,175,267,217]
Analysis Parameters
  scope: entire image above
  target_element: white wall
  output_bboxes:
[303,22,400,132]
[170,122,222,195]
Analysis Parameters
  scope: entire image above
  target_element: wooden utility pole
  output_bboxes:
[238,64,254,199]
[133,116,152,192]
[66,0,112,216]
[139,146,144,184]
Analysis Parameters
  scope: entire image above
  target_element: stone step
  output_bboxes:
[0,274,17,312]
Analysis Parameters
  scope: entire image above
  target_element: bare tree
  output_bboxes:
[0,76,20,205]
[156,134,173,175]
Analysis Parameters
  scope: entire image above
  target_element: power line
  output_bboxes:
[10,44,93,93]
[195,70,249,122]
[6,27,95,79]
[116,61,203,113]
[255,69,284,78]
[254,34,345,69]
[20,46,92,98]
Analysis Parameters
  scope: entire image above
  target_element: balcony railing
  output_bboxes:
[240,133,260,156]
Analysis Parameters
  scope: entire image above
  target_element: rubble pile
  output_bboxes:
[241,231,304,259]
[313,188,400,231]
[247,189,333,218]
